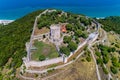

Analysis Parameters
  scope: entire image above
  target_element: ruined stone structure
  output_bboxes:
[50,24,62,45]
[50,24,61,41]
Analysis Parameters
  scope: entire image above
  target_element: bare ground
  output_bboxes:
[45,57,98,80]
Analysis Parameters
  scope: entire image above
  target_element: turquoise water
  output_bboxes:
[0,0,120,20]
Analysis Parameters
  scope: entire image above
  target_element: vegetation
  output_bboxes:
[86,56,91,62]
[32,41,59,60]
[63,36,72,43]
[74,30,88,39]
[66,24,74,31]
[95,44,119,75]
[80,17,92,26]
[102,66,108,74]
[39,54,46,61]
[85,50,91,62]
[96,58,103,64]
[60,46,70,56]
[98,16,120,34]
[0,10,44,68]
[95,51,101,57]
[0,9,93,79]
[68,41,78,52]
[97,44,112,64]
[111,56,120,67]
[47,68,55,73]
[110,66,118,74]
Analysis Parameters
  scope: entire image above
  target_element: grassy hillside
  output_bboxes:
[98,16,120,34]
[0,10,44,69]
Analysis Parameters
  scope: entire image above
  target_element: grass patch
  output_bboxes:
[31,41,59,61]
[47,64,57,68]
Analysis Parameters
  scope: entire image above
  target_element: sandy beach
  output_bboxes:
[0,20,14,25]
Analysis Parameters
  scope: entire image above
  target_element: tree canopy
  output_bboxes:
[98,16,120,34]
[0,10,44,68]
[68,41,78,52]
[60,46,70,56]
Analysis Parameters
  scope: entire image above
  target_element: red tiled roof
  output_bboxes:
[61,25,67,32]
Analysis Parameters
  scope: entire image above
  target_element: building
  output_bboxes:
[61,24,67,33]
[50,24,61,41]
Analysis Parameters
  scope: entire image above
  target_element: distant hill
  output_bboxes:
[98,16,120,34]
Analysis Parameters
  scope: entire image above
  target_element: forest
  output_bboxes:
[98,16,120,34]
[0,10,44,69]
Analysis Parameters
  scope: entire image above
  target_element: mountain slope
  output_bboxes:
[0,10,44,68]
[98,16,120,34]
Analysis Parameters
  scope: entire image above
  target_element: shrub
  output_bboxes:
[60,46,70,56]
[96,58,103,64]
[95,51,101,57]
[47,68,54,73]
[68,41,78,52]
[86,56,91,62]
[39,54,46,61]
[102,66,108,74]
[103,56,109,64]
[110,66,118,74]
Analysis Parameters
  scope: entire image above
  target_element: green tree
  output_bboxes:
[81,32,88,38]
[63,36,72,43]
[111,56,120,67]
[95,51,101,57]
[80,17,91,26]
[60,46,70,56]
[103,56,109,64]
[98,16,120,34]
[86,56,91,62]
[108,47,116,52]
[110,66,118,74]
[39,54,46,61]
[68,41,78,51]
[75,30,82,37]
[97,58,103,64]
[66,24,73,31]
[102,66,108,74]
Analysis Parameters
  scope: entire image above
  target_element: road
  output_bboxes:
[19,74,35,80]
[87,21,101,80]
[88,44,101,80]
[90,30,113,80]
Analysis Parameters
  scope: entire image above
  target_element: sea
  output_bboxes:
[0,0,120,20]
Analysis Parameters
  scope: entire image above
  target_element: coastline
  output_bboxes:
[0,20,14,25]
[96,17,105,19]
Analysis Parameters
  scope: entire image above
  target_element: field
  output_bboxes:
[31,41,59,61]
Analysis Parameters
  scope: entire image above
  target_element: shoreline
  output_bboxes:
[96,17,105,19]
[0,20,14,25]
